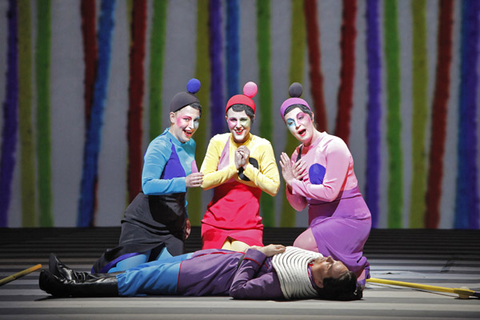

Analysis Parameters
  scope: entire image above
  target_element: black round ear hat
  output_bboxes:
[169,78,201,112]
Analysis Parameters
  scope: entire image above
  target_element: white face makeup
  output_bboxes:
[169,105,201,143]
[226,109,252,144]
[284,107,315,145]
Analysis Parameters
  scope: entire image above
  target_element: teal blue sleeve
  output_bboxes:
[142,138,187,195]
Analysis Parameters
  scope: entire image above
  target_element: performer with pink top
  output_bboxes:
[278,83,371,286]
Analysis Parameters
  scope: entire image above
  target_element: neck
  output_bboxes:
[303,129,320,147]
[167,126,182,144]
[232,132,250,145]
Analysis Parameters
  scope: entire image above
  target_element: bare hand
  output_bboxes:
[237,146,250,169]
[235,146,251,169]
[292,159,307,181]
[279,152,294,186]
[185,172,203,188]
[184,219,191,239]
[235,149,245,169]
[255,244,286,257]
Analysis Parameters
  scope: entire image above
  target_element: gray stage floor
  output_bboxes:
[1,227,479,319]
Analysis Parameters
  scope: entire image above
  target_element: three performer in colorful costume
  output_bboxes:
[90,79,370,293]
[39,79,372,301]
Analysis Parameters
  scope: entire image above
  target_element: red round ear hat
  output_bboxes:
[225,81,258,113]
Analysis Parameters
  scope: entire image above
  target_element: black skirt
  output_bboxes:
[92,192,187,273]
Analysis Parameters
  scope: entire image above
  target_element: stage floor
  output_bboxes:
[1,227,479,319]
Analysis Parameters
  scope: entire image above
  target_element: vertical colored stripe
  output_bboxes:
[257,0,275,227]
[148,0,167,140]
[127,0,133,27]
[384,0,403,228]
[226,0,240,98]
[188,0,211,225]
[425,0,454,229]
[304,0,327,132]
[365,0,381,229]
[36,0,53,226]
[0,0,19,227]
[81,0,97,125]
[280,0,306,227]
[125,0,133,208]
[127,0,147,203]
[334,0,357,145]
[78,0,116,227]
[409,0,428,228]
[18,0,36,227]
[209,0,224,135]
[455,0,480,229]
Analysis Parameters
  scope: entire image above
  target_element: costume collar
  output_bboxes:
[164,128,183,146]
[230,132,253,147]
[302,131,326,149]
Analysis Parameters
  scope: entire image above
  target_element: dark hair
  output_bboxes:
[316,271,363,301]
[283,104,313,119]
[227,104,255,124]
[176,102,202,117]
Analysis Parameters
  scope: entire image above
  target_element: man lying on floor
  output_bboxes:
[39,244,362,301]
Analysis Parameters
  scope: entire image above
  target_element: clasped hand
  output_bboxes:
[235,146,250,169]
[279,152,307,187]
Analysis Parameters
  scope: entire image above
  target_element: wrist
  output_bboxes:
[286,178,294,187]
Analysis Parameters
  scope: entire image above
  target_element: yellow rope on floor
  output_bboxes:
[0,264,42,286]
[367,277,479,299]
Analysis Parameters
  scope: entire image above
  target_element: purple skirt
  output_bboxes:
[308,187,371,275]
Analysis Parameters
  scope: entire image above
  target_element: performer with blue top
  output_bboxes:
[92,79,204,274]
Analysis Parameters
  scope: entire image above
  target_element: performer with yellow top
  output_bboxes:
[200,81,280,251]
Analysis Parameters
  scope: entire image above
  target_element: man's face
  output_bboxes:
[311,256,349,288]
[169,106,201,143]
[226,109,252,144]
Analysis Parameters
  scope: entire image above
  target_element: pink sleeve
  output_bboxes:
[291,139,350,202]
[286,183,308,211]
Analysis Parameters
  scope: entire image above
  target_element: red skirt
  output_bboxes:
[201,223,263,249]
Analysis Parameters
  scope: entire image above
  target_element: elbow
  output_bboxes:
[289,199,307,211]
[261,176,280,196]
[292,202,307,212]
[286,191,307,211]
[142,181,152,195]
[200,179,214,190]
[265,184,280,197]
[228,287,244,299]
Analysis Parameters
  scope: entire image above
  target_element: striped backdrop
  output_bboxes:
[0,0,478,229]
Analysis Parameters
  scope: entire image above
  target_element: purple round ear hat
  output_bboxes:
[169,78,201,112]
[280,82,311,120]
[226,81,258,113]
